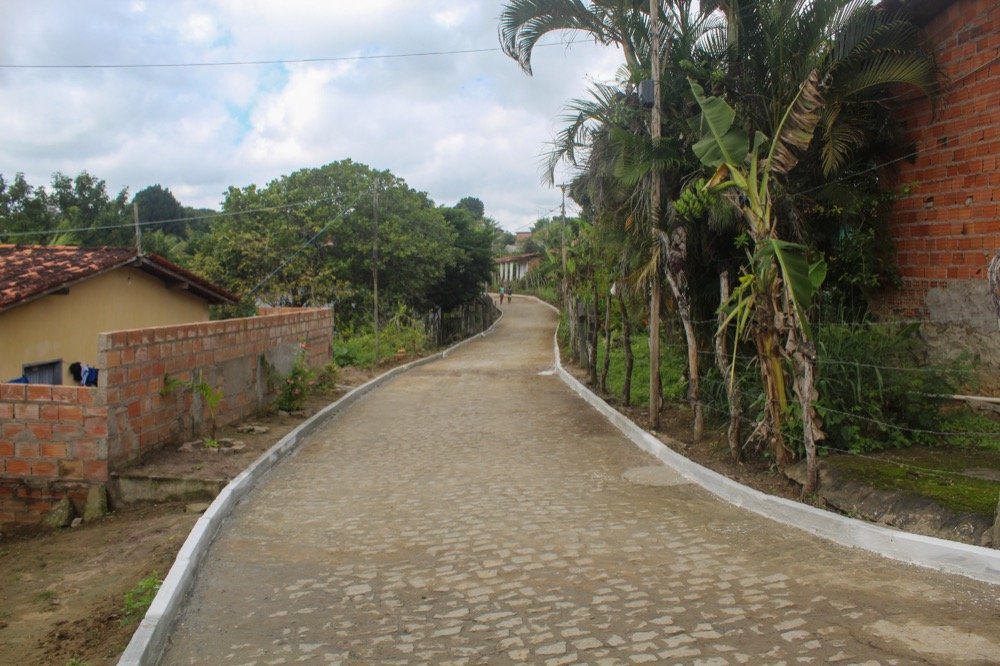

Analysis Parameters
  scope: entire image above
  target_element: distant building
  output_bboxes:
[495,253,541,283]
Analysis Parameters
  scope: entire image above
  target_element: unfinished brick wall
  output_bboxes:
[1,307,332,528]
[0,384,109,525]
[877,0,1000,323]
[99,308,333,469]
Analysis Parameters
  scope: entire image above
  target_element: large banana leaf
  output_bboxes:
[769,69,825,176]
[756,238,827,340]
[688,79,749,169]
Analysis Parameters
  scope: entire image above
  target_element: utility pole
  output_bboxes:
[132,202,142,255]
[372,180,380,365]
[648,0,663,429]
[559,183,569,309]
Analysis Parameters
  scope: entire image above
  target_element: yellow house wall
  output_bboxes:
[0,267,210,384]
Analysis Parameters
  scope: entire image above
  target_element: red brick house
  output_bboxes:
[877,0,999,386]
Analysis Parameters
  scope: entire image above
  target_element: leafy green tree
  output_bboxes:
[426,206,494,310]
[47,171,132,247]
[192,160,462,326]
[455,196,485,219]
[0,173,52,243]
[134,185,186,236]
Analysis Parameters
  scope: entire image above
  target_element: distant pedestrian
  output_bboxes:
[506,285,514,304]
[498,285,505,305]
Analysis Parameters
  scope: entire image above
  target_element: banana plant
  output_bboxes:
[688,74,828,494]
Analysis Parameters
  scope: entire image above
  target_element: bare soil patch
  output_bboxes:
[0,364,394,666]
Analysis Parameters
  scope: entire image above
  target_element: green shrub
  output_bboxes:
[597,333,687,408]
[122,574,161,625]
[798,322,971,454]
[277,349,313,412]
[333,311,430,369]
[312,361,340,393]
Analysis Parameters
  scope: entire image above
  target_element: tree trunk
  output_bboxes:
[648,0,662,431]
[618,288,634,407]
[649,279,662,429]
[754,271,792,469]
[589,280,600,385]
[567,293,579,362]
[714,271,742,461]
[789,326,823,496]
[664,268,702,442]
[599,293,612,393]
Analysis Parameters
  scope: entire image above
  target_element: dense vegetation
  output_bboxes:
[498,0,999,497]
[0,161,501,330]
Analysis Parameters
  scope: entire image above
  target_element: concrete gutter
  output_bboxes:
[534,297,1000,586]
[117,308,503,666]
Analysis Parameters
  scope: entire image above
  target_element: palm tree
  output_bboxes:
[690,0,937,491]
[504,0,722,435]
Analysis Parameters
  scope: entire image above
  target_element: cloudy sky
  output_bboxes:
[0,1,625,231]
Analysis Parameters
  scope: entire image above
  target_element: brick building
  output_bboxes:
[877,0,999,386]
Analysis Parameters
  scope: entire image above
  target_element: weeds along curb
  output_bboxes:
[117,307,504,666]
[531,296,1000,586]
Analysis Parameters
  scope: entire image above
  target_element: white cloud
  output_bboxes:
[0,1,620,229]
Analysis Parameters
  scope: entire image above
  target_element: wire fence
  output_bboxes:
[560,298,1000,489]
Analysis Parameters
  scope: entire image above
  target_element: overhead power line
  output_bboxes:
[0,39,584,70]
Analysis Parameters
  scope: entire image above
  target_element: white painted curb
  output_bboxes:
[117,307,503,665]
[531,295,1000,586]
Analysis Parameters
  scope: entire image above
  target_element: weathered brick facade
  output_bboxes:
[873,0,1000,390]
[0,307,332,527]
[878,0,1000,321]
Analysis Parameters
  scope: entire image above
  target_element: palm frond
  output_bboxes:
[770,69,825,176]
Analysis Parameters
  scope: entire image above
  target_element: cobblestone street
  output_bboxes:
[161,298,1000,665]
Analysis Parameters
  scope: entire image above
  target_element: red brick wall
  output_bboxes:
[99,308,333,469]
[0,384,108,525]
[878,0,1000,320]
[1,307,332,528]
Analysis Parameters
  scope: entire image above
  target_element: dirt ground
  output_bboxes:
[0,357,991,665]
[0,367,378,666]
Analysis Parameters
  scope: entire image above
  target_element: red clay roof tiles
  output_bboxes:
[0,245,238,311]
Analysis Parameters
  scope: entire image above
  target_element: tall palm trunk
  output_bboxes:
[649,278,662,428]
[661,227,702,441]
[600,292,612,393]
[714,270,742,460]
[617,287,634,406]
[589,278,600,384]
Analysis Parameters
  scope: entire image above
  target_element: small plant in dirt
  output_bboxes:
[122,574,161,625]
[36,590,56,603]
[311,361,340,394]
[192,381,224,440]
[277,348,313,412]
[65,658,89,666]
[160,374,225,441]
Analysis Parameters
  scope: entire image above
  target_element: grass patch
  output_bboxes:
[121,574,162,626]
[334,319,429,369]
[828,448,1000,516]
[597,334,687,408]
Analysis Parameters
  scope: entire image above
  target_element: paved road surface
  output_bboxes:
[162,297,1000,665]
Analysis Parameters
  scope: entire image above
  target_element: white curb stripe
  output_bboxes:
[531,295,1000,586]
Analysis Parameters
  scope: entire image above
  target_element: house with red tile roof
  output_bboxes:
[0,245,237,385]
